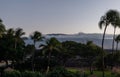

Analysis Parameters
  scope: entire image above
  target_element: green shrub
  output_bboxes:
[4,70,43,77]
[46,67,88,77]
[4,68,88,77]
[22,71,43,77]
[4,70,21,77]
[114,73,120,77]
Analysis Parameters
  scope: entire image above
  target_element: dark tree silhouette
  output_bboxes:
[115,34,120,51]
[40,37,61,74]
[30,31,43,71]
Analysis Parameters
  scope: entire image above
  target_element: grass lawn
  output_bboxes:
[67,67,117,77]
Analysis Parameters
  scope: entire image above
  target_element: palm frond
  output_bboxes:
[0,19,3,22]
[7,28,15,35]
[15,28,25,37]
[30,31,43,42]
[98,21,104,29]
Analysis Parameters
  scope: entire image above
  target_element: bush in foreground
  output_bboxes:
[3,67,88,77]
[4,70,43,77]
[46,67,88,77]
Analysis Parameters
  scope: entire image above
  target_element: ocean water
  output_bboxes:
[24,34,118,49]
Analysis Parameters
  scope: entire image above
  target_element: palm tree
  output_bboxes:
[115,34,120,51]
[107,10,120,70]
[3,28,15,67]
[40,37,61,74]
[0,19,6,38]
[112,18,120,52]
[30,31,43,47]
[99,15,110,50]
[9,28,25,68]
[108,10,120,53]
[14,28,25,49]
[0,19,6,68]
[99,10,112,77]
[7,28,15,36]
[0,19,5,77]
[30,31,43,71]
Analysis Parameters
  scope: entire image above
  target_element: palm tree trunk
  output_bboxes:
[32,41,35,72]
[111,27,116,69]
[46,51,51,74]
[116,42,118,51]
[101,25,107,77]
[112,27,116,53]
[15,42,16,49]
[15,39,17,49]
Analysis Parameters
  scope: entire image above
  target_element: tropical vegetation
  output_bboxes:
[1,9,120,77]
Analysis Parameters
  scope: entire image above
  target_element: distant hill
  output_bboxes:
[47,33,67,36]
[46,32,113,39]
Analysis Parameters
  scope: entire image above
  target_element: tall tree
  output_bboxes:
[3,28,15,67]
[107,10,120,70]
[40,37,61,74]
[115,34,120,51]
[0,19,6,38]
[14,28,25,49]
[13,28,25,68]
[30,31,43,71]
[0,19,6,69]
[108,10,120,53]
[99,10,113,77]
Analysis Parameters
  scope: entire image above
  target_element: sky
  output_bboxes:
[1,0,120,36]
